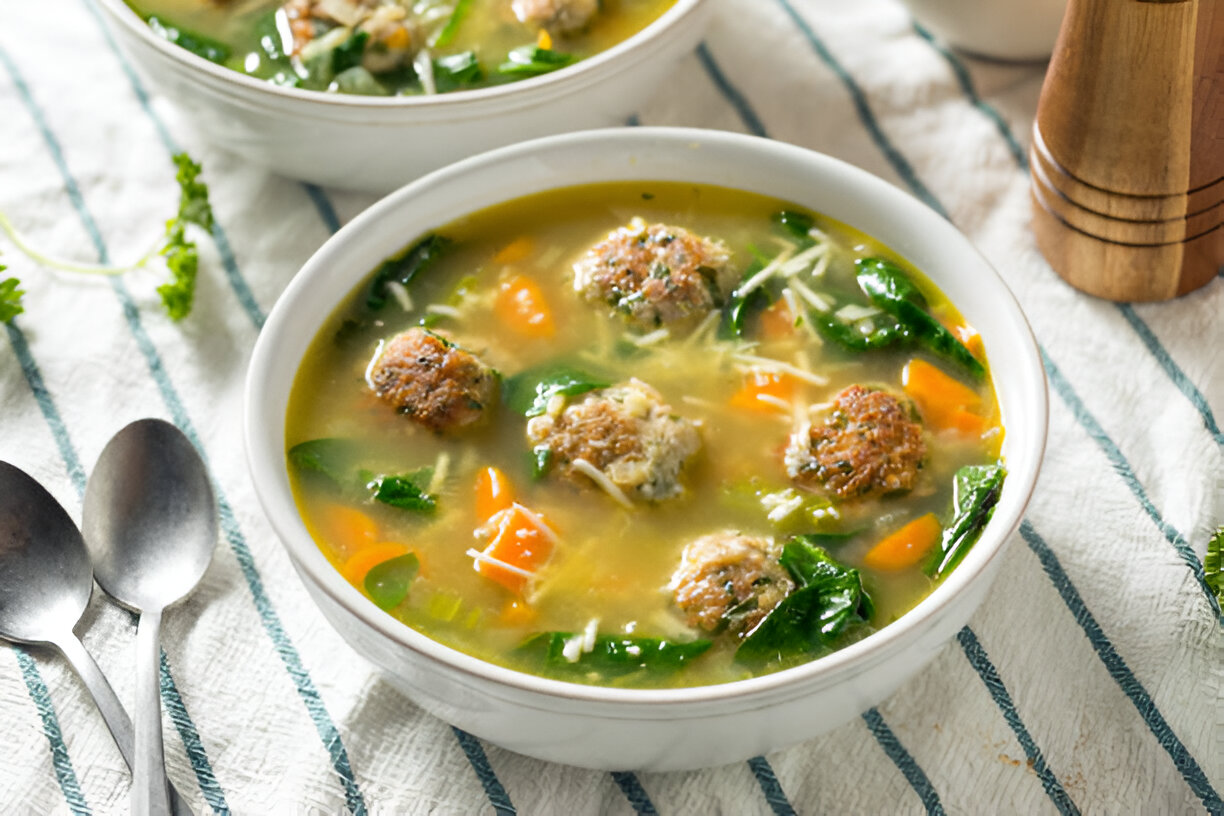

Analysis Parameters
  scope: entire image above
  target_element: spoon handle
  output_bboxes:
[135,608,172,816]
[53,632,193,816]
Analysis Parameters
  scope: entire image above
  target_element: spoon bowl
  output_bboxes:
[0,462,93,643]
[83,418,217,816]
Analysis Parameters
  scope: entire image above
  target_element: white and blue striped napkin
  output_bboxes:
[1,0,1221,813]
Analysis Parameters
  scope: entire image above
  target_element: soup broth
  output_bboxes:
[128,0,675,95]
[286,182,1005,689]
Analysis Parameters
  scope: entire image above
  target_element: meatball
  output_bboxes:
[283,0,420,73]
[526,379,701,502]
[669,533,794,638]
[367,328,499,432]
[785,385,925,500]
[511,0,599,34]
[572,220,735,329]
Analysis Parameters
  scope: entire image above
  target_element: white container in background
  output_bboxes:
[901,0,1068,61]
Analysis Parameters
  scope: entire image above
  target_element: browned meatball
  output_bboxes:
[669,532,794,638]
[785,385,925,500]
[526,379,701,502]
[511,0,599,34]
[572,220,734,329]
[368,328,498,432]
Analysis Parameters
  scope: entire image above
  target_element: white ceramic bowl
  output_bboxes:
[95,0,711,192]
[245,127,1048,771]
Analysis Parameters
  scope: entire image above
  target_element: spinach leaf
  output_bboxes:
[519,632,711,678]
[718,258,769,339]
[370,468,436,513]
[433,51,483,92]
[0,273,22,324]
[364,553,420,610]
[333,30,369,74]
[288,438,364,491]
[927,464,1006,578]
[772,210,816,246]
[1204,527,1222,609]
[431,0,473,47]
[248,10,298,83]
[367,234,451,310]
[504,365,609,417]
[855,257,985,380]
[497,46,575,77]
[809,308,908,351]
[736,537,872,666]
[333,66,388,96]
[530,445,552,480]
[146,16,231,64]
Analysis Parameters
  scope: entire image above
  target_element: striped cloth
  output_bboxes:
[1,0,1221,813]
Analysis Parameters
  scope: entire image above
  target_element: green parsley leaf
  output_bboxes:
[0,270,23,324]
[1206,527,1223,610]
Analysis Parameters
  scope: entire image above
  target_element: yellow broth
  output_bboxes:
[127,0,675,94]
[285,181,1004,688]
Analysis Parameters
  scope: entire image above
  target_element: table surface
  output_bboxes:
[1,0,1221,813]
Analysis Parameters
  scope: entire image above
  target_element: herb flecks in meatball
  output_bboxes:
[669,532,794,639]
[573,219,734,330]
[512,0,599,34]
[526,379,701,502]
[785,385,925,500]
[368,328,499,433]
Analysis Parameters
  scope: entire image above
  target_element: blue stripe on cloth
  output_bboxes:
[1041,348,1222,619]
[625,113,641,127]
[909,23,1028,170]
[13,647,91,816]
[303,184,343,235]
[1020,522,1224,811]
[610,772,659,815]
[955,628,1080,815]
[5,319,230,814]
[1,45,368,816]
[77,0,267,330]
[747,756,797,816]
[696,43,767,137]
[1115,303,1223,446]
[305,184,518,814]
[913,31,1224,451]
[449,728,516,816]
[860,709,946,815]
[772,0,949,218]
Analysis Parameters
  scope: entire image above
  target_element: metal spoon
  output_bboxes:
[83,420,216,816]
[0,461,192,815]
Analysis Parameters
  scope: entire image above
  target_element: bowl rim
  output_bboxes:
[245,126,1049,709]
[95,0,706,109]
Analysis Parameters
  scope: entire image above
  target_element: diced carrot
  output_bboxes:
[472,503,557,594]
[474,466,515,521]
[498,598,538,627]
[493,236,535,265]
[947,408,988,436]
[383,25,411,51]
[341,541,411,586]
[536,29,553,50]
[318,504,379,559]
[495,274,555,338]
[729,371,796,414]
[759,298,795,340]
[863,513,941,571]
[902,358,984,434]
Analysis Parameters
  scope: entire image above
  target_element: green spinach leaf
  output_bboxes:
[519,632,711,678]
[288,438,365,491]
[718,258,769,339]
[809,307,909,351]
[367,234,451,310]
[505,365,610,417]
[433,51,483,92]
[927,464,1006,577]
[497,46,575,77]
[736,537,872,666]
[364,553,420,610]
[431,0,473,47]
[855,257,984,380]
[771,210,817,246]
[370,468,437,513]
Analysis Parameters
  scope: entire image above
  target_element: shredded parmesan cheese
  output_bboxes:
[363,339,385,390]
[779,243,828,277]
[571,458,634,509]
[835,303,883,322]
[511,502,561,547]
[385,281,414,312]
[425,303,462,319]
[414,48,436,95]
[733,248,794,299]
[627,328,671,347]
[755,393,794,412]
[428,451,450,493]
[789,277,833,313]
[466,548,534,579]
[733,352,829,386]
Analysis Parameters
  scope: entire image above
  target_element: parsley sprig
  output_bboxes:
[0,152,214,324]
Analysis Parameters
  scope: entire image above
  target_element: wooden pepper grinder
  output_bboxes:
[1030,0,1223,301]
